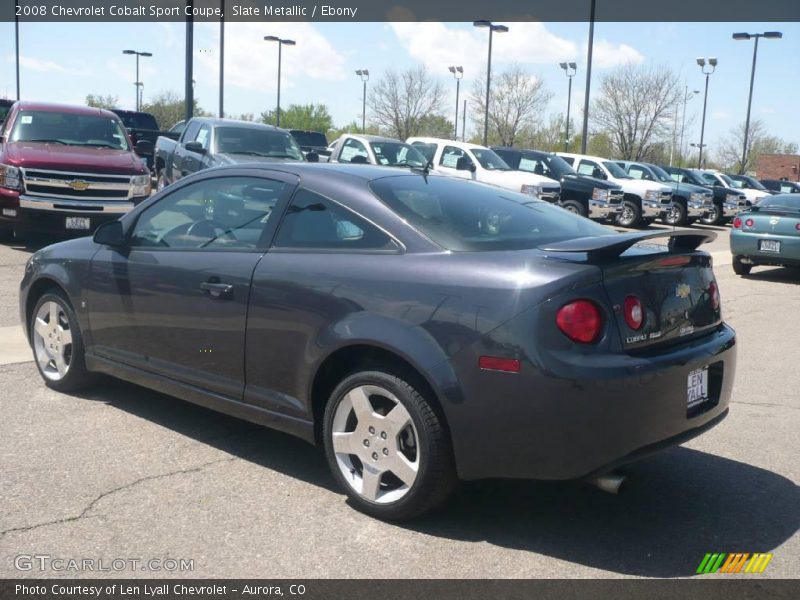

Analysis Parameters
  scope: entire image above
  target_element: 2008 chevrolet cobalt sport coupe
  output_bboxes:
[20,163,736,520]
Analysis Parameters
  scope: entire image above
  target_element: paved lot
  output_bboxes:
[0,225,797,579]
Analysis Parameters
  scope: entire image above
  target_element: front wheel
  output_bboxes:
[732,255,752,276]
[323,370,456,520]
[616,200,642,228]
[560,200,588,218]
[664,202,687,226]
[701,204,723,226]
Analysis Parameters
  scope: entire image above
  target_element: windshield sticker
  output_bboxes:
[20,116,33,124]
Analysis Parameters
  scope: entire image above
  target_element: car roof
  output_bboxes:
[207,161,427,183]
[339,133,405,144]
[557,152,614,163]
[189,117,285,132]
[407,137,489,151]
[13,101,119,119]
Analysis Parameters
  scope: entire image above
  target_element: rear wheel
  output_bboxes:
[323,370,456,520]
[616,200,642,228]
[561,200,587,218]
[732,255,752,276]
[701,204,723,226]
[664,201,687,226]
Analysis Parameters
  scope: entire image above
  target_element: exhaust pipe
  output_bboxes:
[588,472,627,494]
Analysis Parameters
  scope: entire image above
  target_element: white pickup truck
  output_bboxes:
[557,152,673,228]
[407,137,560,203]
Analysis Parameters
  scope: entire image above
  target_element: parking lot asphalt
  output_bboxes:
[0,224,798,579]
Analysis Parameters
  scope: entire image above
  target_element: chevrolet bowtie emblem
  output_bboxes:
[676,283,691,299]
[67,180,90,191]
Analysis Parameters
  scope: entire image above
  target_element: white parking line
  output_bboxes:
[0,325,32,366]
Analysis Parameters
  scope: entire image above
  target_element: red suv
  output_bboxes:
[0,102,152,240]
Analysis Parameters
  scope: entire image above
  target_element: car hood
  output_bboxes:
[3,141,147,174]
[564,173,622,190]
[480,169,560,190]
[736,187,771,201]
[215,153,305,165]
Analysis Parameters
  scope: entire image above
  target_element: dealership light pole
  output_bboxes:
[559,61,577,151]
[264,36,295,128]
[473,20,508,146]
[219,0,225,117]
[448,66,463,140]
[123,50,152,111]
[580,0,596,154]
[696,57,717,169]
[355,69,369,133]
[14,0,20,100]
[673,87,699,166]
[185,1,193,123]
[732,31,782,174]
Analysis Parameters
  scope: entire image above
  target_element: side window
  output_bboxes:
[440,145,471,169]
[412,142,436,163]
[560,156,575,166]
[182,121,201,143]
[577,160,599,177]
[701,173,718,186]
[338,138,369,164]
[129,176,286,250]
[628,166,648,180]
[195,125,211,150]
[273,189,395,251]
[518,156,549,176]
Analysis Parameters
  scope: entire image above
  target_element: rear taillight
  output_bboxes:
[796,223,800,231]
[623,295,644,330]
[709,281,720,310]
[745,218,754,227]
[732,217,742,228]
[556,299,603,344]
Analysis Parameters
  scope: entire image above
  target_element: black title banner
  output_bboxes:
[1,0,800,22]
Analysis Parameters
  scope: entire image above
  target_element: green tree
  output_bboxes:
[85,94,119,110]
[140,91,210,130]
[260,103,333,132]
[416,114,455,139]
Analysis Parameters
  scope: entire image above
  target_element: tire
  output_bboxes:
[615,199,642,228]
[701,203,723,226]
[323,369,457,521]
[664,201,687,226]
[560,200,588,218]
[30,290,96,392]
[732,255,752,276]
[0,226,12,243]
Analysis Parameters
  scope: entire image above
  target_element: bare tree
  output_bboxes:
[470,65,552,147]
[591,64,682,160]
[715,119,799,174]
[367,66,446,140]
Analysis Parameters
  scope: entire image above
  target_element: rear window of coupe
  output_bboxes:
[370,176,610,252]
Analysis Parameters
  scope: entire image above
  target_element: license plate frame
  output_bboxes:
[759,239,781,253]
[687,367,709,412]
[65,217,91,230]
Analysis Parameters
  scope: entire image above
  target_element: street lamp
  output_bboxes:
[473,20,509,146]
[355,69,369,134]
[673,87,699,167]
[448,66,464,140]
[732,31,782,173]
[264,36,296,128]
[559,61,577,151]
[695,57,717,170]
[122,49,152,111]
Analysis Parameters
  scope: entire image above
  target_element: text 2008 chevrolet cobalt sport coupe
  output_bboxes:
[20,163,736,520]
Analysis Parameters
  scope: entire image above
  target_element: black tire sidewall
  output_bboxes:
[562,200,587,218]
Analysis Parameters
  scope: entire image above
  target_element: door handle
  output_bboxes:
[200,280,234,299]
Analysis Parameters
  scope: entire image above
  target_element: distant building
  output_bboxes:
[756,153,800,181]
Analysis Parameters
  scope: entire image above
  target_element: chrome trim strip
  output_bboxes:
[19,196,134,214]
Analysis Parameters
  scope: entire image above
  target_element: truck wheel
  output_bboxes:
[664,201,687,226]
[700,204,723,226]
[732,255,752,276]
[561,200,587,218]
[616,200,642,228]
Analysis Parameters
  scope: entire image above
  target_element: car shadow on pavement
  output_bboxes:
[741,267,800,285]
[78,379,798,578]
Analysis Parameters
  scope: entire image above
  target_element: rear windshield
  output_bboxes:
[756,194,800,212]
[290,131,328,148]
[370,175,609,251]
[10,110,130,150]
[215,127,304,160]
[114,111,159,130]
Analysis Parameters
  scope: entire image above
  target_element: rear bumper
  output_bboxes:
[730,231,800,265]
[439,324,736,481]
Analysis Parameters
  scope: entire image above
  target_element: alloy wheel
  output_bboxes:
[32,300,73,381]
[618,204,636,227]
[330,384,420,504]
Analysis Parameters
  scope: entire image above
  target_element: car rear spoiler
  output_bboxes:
[539,230,717,262]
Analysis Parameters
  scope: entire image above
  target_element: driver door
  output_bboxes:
[88,171,297,399]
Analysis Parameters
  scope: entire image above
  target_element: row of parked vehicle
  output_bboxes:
[0,97,795,241]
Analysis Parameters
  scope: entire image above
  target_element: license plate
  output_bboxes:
[759,239,781,253]
[687,367,709,410]
[65,217,91,230]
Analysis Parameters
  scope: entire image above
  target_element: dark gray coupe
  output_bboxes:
[20,163,737,520]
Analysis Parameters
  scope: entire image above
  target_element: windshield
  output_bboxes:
[756,194,800,212]
[370,141,429,168]
[603,161,631,179]
[215,127,304,160]
[735,175,767,191]
[291,130,328,148]
[649,164,673,183]
[720,174,736,187]
[370,175,609,252]
[472,149,511,171]
[676,169,706,186]
[10,110,130,150]
[114,111,159,130]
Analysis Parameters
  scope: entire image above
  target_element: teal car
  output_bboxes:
[730,193,800,275]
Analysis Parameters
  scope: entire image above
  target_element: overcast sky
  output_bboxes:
[2,20,796,154]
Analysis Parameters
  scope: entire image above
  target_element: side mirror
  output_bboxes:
[135,139,154,155]
[593,168,606,179]
[456,156,476,172]
[306,151,319,163]
[93,220,126,247]
[184,140,206,154]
